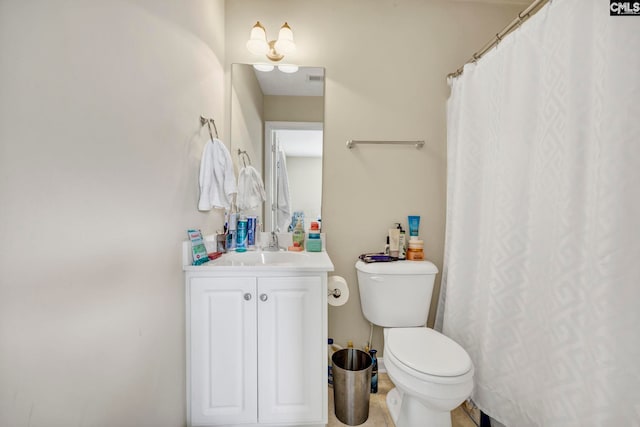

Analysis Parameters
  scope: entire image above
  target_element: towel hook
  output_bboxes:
[237,149,251,167]
[200,116,219,140]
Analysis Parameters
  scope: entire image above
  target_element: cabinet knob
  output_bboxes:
[259,293,268,302]
[244,293,252,301]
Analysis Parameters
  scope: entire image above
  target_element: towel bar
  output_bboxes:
[346,140,425,149]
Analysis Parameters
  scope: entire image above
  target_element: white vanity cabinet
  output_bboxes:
[186,269,329,427]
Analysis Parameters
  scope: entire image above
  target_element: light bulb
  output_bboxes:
[278,64,299,74]
[246,21,269,55]
[274,22,296,55]
[253,63,275,72]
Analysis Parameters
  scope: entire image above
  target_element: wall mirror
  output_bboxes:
[230,63,325,232]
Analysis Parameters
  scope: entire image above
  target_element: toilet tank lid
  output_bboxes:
[355,260,438,275]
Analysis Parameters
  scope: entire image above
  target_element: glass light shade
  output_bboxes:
[278,64,299,74]
[274,22,296,55]
[246,22,269,55]
[253,63,275,72]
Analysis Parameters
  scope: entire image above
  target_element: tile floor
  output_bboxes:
[327,373,477,427]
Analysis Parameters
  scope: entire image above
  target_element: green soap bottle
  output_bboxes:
[292,218,305,250]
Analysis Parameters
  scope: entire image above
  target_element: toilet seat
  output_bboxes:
[386,328,473,384]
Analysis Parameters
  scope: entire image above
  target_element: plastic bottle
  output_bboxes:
[292,218,305,250]
[369,349,378,393]
[328,338,343,387]
[397,223,407,260]
[307,221,322,252]
[308,221,321,238]
[227,213,237,251]
[247,216,257,249]
[407,239,425,261]
[236,217,248,252]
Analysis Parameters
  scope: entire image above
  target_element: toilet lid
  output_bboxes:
[386,328,472,377]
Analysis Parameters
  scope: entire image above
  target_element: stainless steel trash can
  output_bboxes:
[332,348,373,426]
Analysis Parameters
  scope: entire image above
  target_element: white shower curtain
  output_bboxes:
[438,1,640,426]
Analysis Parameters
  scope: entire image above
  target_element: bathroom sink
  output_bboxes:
[183,247,334,272]
[224,250,308,266]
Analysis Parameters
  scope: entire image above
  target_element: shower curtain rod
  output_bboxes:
[447,0,548,79]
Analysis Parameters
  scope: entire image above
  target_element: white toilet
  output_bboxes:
[355,260,474,427]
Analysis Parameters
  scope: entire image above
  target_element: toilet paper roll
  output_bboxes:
[327,275,349,307]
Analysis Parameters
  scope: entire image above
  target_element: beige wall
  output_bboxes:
[287,156,323,222]
[226,0,520,353]
[0,1,225,426]
[230,64,264,177]
[264,95,324,122]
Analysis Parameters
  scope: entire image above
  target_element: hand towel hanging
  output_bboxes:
[198,138,237,211]
[237,165,266,211]
[276,148,291,231]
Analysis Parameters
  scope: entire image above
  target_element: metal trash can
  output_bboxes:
[332,348,373,426]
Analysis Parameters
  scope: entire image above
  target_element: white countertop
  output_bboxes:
[183,245,334,273]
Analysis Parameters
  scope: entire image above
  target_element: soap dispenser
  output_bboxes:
[292,218,305,250]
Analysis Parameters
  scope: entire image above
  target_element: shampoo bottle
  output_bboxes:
[397,223,407,260]
[388,228,400,259]
[236,216,248,252]
[227,213,237,251]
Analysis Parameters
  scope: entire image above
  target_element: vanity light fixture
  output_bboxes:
[247,21,298,73]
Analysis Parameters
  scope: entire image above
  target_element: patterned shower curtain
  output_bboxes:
[438,1,640,425]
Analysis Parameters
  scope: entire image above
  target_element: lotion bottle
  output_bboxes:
[388,228,400,259]
[397,223,407,260]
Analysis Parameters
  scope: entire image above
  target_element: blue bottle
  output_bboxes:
[227,213,237,251]
[328,338,334,387]
[236,218,248,252]
[370,349,378,393]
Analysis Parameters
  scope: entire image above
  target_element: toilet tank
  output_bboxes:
[355,260,439,327]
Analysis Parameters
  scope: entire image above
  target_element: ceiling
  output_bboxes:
[254,66,324,96]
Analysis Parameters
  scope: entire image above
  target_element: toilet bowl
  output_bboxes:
[355,260,474,427]
[383,328,474,427]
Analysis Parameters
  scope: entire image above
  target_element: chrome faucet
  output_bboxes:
[263,231,280,251]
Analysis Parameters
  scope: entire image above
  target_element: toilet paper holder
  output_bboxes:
[327,275,349,307]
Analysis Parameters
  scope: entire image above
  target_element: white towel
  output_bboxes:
[198,138,237,211]
[276,149,291,231]
[237,165,266,211]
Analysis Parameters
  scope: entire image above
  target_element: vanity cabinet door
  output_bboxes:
[189,277,258,426]
[257,276,324,424]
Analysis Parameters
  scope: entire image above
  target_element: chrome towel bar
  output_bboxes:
[346,140,425,149]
